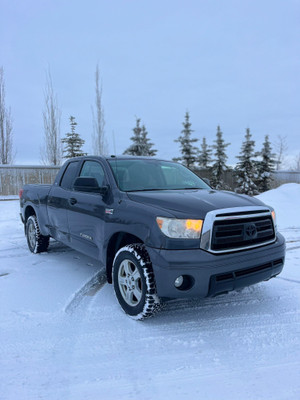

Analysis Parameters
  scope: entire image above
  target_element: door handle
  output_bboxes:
[69,197,77,206]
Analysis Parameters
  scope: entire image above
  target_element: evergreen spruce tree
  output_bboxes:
[174,112,198,168]
[234,128,258,195]
[140,124,157,156]
[256,135,276,192]
[61,116,86,159]
[210,126,230,189]
[198,137,212,169]
[124,118,156,156]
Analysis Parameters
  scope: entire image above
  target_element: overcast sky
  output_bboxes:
[1,0,299,166]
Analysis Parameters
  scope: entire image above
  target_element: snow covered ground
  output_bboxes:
[1,184,300,400]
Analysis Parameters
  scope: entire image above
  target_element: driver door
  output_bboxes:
[67,160,108,261]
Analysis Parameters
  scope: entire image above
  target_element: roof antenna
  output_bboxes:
[112,130,117,156]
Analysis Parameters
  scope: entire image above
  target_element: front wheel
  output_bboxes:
[112,244,161,320]
[26,215,50,253]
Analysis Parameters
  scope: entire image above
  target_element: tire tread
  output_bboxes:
[113,243,161,320]
[26,215,50,253]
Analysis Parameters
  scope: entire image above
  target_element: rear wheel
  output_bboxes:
[26,215,50,253]
[113,244,161,320]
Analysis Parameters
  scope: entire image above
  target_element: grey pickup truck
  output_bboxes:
[20,156,285,319]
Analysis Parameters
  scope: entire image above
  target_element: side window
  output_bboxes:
[60,161,80,189]
[79,161,105,187]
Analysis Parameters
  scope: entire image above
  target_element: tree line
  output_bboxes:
[125,112,276,194]
[0,65,299,194]
[175,112,277,194]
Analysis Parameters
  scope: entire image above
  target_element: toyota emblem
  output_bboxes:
[245,223,257,238]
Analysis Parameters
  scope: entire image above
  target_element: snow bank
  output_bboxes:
[256,183,300,230]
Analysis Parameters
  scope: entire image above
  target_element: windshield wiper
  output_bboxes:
[171,187,204,190]
[126,187,204,192]
[126,188,165,192]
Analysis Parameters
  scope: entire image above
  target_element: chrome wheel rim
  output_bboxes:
[118,259,142,306]
[28,221,36,249]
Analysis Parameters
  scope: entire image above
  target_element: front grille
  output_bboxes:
[211,215,275,251]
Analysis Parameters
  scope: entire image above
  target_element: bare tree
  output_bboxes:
[274,135,288,170]
[0,67,14,164]
[41,69,61,165]
[291,152,300,171]
[92,64,106,155]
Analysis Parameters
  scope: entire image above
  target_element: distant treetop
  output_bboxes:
[61,116,87,159]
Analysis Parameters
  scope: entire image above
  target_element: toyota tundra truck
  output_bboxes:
[19,156,285,319]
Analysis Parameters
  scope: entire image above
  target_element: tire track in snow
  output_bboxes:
[64,268,107,314]
[286,245,300,252]
[0,250,30,259]
[276,276,300,284]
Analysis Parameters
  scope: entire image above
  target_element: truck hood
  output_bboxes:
[127,189,266,218]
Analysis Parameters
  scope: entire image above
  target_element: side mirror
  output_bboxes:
[73,177,107,194]
[98,185,109,196]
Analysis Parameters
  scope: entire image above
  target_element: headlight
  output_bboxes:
[156,217,203,239]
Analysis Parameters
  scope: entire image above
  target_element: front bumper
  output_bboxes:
[147,232,286,299]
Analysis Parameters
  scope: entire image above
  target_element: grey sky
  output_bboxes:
[1,0,299,165]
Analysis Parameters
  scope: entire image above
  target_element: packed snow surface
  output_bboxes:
[1,184,300,400]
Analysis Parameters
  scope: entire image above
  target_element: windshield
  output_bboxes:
[108,159,210,192]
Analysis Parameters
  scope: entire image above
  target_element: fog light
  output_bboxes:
[174,276,184,288]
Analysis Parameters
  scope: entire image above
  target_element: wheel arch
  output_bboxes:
[23,203,50,237]
[106,232,144,283]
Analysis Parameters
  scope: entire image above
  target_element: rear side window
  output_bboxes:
[60,161,80,189]
[79,160,105,186]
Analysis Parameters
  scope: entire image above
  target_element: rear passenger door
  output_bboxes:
[67,160,108,261]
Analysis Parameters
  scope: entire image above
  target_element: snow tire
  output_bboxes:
[26,215,50,254]
[112,243,161,320]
